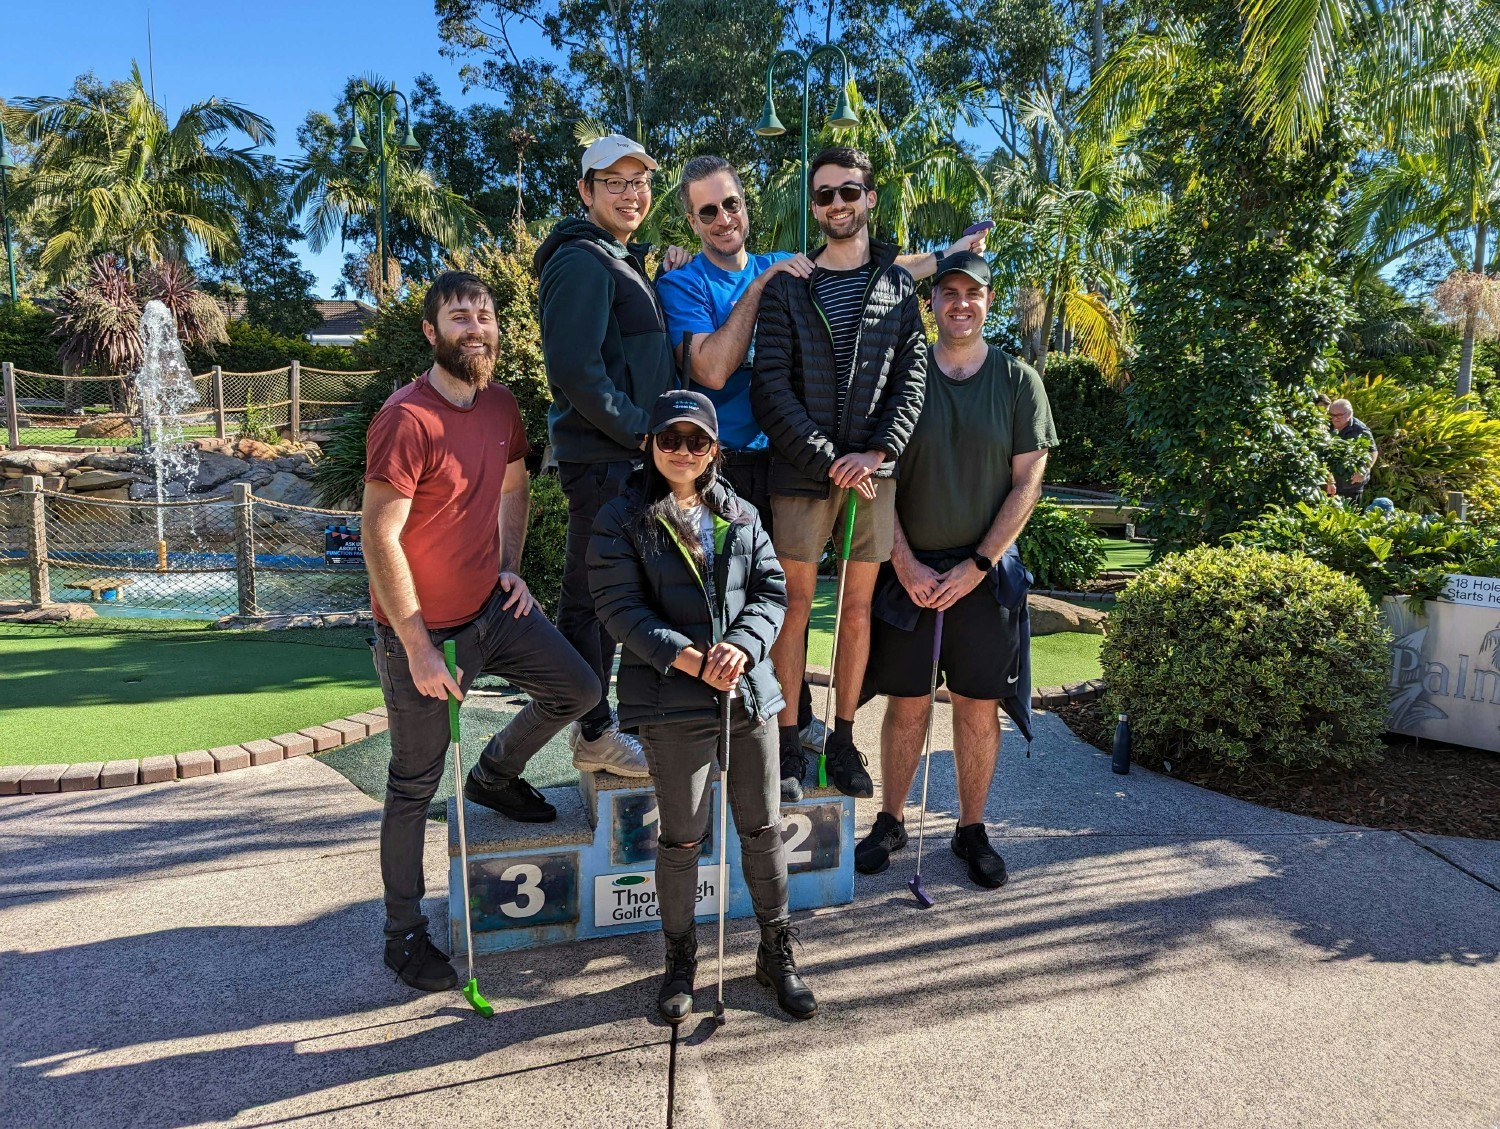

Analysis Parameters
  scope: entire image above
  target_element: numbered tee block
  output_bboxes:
[450,769,854,956]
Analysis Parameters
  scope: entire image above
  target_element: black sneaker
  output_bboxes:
[854,811,908,874]
[779,745,807,803]
[464,773,557,823]
[384,928,458,992]
[824,735,874,799]
[951,823,1007,889]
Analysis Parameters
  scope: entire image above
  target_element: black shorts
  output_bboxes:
[863,565,1021,701]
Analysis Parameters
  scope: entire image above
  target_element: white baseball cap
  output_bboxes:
[580,134,658,177]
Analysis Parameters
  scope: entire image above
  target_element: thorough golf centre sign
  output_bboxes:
[1384,584,1500,754]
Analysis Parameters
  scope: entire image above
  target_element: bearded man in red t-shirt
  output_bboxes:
[363,272,600,993]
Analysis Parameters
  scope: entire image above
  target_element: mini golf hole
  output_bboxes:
[123,677,144,684]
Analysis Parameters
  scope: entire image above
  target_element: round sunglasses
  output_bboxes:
[694,195,744,224]
[654,431,716,455]
[811,182,870,207]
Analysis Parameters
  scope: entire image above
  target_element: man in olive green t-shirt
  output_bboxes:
[857,251,1057,889]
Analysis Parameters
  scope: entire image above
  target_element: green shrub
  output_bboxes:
[521,471,568,616]
[1018,499,1106,589]
[1041,354,1127,487]
[185,320,363,373]
[0,301,61,371]
[1228,500,1500,605]
[313,377,401,508]
[1102,546,1390,772]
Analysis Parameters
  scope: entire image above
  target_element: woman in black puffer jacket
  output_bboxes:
[588,390,817,1026]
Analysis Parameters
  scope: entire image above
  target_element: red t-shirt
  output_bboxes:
[364,372,530,628]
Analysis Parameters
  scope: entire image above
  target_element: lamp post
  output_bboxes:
[0,119,18,303]
[346,84,420,302]
[756,45,861,253]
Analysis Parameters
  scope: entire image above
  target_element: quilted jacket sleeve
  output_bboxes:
[868,286,928,460]
[587,499,694,674]
[721,515,787,667]
[751,277,839,480]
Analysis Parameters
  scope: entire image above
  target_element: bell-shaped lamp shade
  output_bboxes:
[399,124,421,153]
[830,84,860,130]
[347,126,369,157]
[756,94,787,138]
[0,148,15,172]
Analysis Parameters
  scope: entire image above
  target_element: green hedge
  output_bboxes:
[1017,498,1106,589]
[1041,354,1127,488]
[186,320,365,373]
[521,471,568,617]
[0,302,61,371]
[1102,546,1390,772]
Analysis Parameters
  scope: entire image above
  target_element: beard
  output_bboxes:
[816,206,870,241]
[432,328,497,389]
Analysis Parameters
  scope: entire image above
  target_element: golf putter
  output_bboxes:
[713,689,732,1026]
[908,611,945,909]
[444,639,494,1018]
[818,491,859,789]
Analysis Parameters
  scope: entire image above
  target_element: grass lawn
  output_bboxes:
[0,619,381,765]
[806,583,1102,687]
[1100,538,1152,571]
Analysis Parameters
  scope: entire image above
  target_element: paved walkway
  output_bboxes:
[2,704,1497,1128]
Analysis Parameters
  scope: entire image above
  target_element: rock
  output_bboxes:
[129,481,188,501]
[256,471,318,507]
[0,450,85,476]
[234,438,279,461]
[67,469,136,492]
[240,465,275,488]
[82,453,144,472]
[73,485,131,502]
[41,477,65,491]
[75,415,135,439]
[273,455,312,472]
[292,463,318,480]
[0,600,98,622]
[192,451,250,491]
[190,437,234,454]
[1028,594,1109,636]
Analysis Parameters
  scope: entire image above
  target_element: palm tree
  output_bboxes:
[6,65,273,283]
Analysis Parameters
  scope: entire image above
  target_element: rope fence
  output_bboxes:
[1,476,369,620]
[2,361,384,451]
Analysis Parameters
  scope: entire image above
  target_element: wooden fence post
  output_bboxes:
[3,363,18,449]
[22,474,50,607]
[233,482,258,617]
[288,360,301,444]
[212,366,226,440]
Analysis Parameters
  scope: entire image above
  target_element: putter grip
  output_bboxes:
[840,491,858,559]
[932,610,944,664]
[443,639,459,740]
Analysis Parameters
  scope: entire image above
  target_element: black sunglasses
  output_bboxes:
[654,431,715,455]
[694,195,744,224]
[812,182,869,207]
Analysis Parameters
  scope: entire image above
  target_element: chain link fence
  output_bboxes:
[3,361,384,451]
[1,479,369,620]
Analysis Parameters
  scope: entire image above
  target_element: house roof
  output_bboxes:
[220,298,377,339]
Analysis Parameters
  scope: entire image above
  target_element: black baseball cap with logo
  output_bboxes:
[933,250,991,288]
[648,389,719,441]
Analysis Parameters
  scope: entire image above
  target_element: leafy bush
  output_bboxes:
[1332,375,1500,521]
[521,471,568,616]
[1040,354,1127,487]
[313,377,400,508]
[1017,499,1106,589]
[0,301,61,371]
[1227,499,1500,605]
[185,320,363,373]
[1102,547,1390,772]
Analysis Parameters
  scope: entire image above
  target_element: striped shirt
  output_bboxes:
[811,264,874,393]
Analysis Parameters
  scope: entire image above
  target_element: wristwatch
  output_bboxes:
[970,550,994,574]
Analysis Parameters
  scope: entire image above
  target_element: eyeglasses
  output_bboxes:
[694,195,744,224]
[654,431,715,455]
[592,175,653,195]
[811,182,870,207]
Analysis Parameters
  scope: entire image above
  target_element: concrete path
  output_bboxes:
[2,704,1497,1129]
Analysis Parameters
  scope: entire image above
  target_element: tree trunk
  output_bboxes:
[1091,0,1106,75]
[1036,291,1056,375]
[1457,218,1488,399]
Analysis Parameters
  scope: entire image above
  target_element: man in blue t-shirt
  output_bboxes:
[657,154,986,801]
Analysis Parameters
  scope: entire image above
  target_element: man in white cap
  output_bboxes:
[533,133,677,775]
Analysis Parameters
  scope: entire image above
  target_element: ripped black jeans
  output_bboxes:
[637,709,789,936]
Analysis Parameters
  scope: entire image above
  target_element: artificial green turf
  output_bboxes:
[0,624,382,765]
[1100,538,1153,571]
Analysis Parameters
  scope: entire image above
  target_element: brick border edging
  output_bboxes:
[0,707,391,797]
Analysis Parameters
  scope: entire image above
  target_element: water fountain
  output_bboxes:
[136,300,202,570]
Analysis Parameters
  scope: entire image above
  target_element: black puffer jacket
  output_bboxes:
[587,476,787,727]
[751,238,927,498]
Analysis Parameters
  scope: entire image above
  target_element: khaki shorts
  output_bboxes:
[770,480,895,564]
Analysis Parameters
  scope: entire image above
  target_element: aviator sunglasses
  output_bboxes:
[812,182,870,207]
[694,195,744,224]
[654,431,715,455]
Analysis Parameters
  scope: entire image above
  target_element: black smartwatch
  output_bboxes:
[970,550,994,574]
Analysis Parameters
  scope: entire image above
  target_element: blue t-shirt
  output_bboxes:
[655,251,791,452]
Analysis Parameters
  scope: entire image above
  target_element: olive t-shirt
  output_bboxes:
[896,346,1057,552]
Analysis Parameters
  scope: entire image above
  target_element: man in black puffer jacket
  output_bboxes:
[751,145,927,801]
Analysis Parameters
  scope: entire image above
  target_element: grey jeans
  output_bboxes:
[638,707,789,936]
[373,582,601,939]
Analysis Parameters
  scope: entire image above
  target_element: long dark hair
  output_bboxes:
[639,442,728,573]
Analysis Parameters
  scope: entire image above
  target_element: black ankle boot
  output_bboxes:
[755,922,817,1020]
[658,929,697,1025]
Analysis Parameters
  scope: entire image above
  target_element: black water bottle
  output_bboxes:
[1111,713,1132,775]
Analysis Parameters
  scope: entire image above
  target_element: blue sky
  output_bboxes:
[6,0,548,295]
